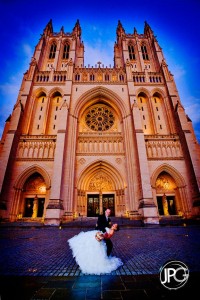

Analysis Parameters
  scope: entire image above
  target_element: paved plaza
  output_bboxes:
[0,221,200,299]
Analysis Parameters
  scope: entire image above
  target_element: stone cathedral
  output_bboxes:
[0,19,200,225]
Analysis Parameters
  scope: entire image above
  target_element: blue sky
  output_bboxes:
[0,0,199,142]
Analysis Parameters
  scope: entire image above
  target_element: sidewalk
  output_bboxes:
[0,224,200,299]
[0,272,199,300]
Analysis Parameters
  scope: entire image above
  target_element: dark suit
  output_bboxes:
[96,214,113,256]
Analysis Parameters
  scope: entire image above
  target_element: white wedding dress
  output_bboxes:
[68,227,123,275]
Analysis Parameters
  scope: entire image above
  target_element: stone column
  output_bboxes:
[44,100,69,225]
[0,103,23,219]
[32,195,38,218]
[0,105,21,193]
[179,186,192,217]
[123,115,137,212]
[12,188,22,221]
[61,113,78,221]
[99,191,103,214]
[132,101,159,224]
[162,194,169,216]
[175,103,200,212]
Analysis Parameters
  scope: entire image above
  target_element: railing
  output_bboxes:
[34,69,163,85]
[77,133,124,154]
[73,67,126,83]
[132,71,163,84]
[16,135,57,160]
[35,71,67,83]
[144,134,183,159]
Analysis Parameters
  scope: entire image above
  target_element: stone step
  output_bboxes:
[61,216,144,228]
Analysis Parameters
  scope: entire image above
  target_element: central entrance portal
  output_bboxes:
[87,194,115,217]
[103,194,115,216]
[87,194,100,217]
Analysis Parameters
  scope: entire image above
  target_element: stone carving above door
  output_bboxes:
[88,172,114,191]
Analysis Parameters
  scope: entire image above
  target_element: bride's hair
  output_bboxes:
[114,224,120,231]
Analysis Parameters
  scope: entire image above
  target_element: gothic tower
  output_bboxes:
[0,19,199,225]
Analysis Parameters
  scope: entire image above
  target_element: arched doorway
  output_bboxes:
[20,172,46,219]
[87,171,115,217]
[77,161,126,218]
[155,171,177,216]
[151,164,191,219]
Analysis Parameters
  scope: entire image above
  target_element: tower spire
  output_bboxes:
[60,25,64,34]
[116,20,125,37]
[73,19,81,37]
[144,20,154,37]
[43,19,53,36]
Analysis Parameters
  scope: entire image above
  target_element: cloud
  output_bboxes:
[0,101,15,138]
[0,41,33,128]
[22,43,33,58]
[185,98,200,124]
[84,41,114,67]
[194,129,200,144]
[182,96,200,143]
[0,81,21,96]
[170,64,186,80]
[0,74,22,138]
[169,62,200,142]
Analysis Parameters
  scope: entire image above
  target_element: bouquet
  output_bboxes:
[95,231,104,242]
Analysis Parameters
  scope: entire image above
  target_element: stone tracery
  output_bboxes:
[85,104,115,131]
[88,172,114,191]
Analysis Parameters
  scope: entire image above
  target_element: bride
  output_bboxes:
[68,223,123,275]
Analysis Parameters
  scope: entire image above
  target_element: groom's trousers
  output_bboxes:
[105,239,113,256]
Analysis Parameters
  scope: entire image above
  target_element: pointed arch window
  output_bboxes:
[75,73,80,81]
[49,42,57,59]
[128,44,135,60]
[141,44,149,60]
[119,74,124,81]
[63,43,70,59]
[105,74,110,81]
[90,74,95,81]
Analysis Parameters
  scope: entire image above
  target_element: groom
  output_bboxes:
[95,208,113,256]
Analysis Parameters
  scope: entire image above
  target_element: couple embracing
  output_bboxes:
[68,209,123,275]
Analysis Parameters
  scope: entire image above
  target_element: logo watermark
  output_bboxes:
[160,260,189,290]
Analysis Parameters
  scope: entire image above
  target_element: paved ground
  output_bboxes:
[0,221,200,299]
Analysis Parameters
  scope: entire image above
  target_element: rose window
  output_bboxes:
[85,105,115,131]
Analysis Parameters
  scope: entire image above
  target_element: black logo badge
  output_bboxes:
[160,260,189,290]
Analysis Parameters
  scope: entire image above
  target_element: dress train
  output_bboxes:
[68,229,123,275]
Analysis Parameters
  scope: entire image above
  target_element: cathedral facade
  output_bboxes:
[0,19,200,225]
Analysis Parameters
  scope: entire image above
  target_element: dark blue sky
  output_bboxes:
[0,0,199,142]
